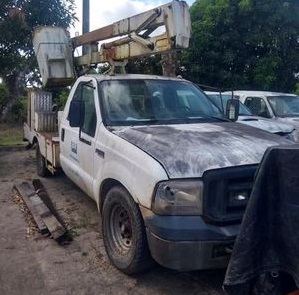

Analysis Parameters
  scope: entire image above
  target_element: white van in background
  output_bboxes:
[224,91,299,142]
[206,92,296,142]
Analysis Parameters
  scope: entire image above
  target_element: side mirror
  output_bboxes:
[226,99,239,122]
[69,100,83,127]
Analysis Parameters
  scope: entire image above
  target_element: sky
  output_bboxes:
[71,0,195,37]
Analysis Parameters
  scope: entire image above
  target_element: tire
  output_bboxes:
[102,186,154,275]
[36,143,49,177]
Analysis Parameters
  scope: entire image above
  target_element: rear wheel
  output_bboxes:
[102,186,154,275]
[36,143,49,177]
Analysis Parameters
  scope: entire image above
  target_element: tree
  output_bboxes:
[0,84,9,110]
[0,0,77,120]
[126,53,181,77]
[126,55,163,76]
[182,0,299,92]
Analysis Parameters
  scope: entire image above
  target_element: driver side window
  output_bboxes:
[244,97,270,118]
[68,82,97,137]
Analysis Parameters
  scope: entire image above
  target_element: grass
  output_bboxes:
[66,227,79,240]
[0,123,25,146]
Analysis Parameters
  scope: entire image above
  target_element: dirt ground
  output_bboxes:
[0,147,226,295]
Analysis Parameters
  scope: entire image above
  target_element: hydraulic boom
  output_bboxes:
[33,0,191,87]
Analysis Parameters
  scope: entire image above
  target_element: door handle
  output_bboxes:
[95,148,105,158]
[61,128,65,142]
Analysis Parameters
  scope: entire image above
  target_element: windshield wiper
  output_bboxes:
[106,116,229,127]
[188,115,230,122]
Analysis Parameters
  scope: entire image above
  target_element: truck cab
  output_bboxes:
[58,74,290,273]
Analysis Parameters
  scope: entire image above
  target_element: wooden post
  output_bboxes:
[161,52,178,77]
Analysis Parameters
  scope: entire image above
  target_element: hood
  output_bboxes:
[113,122,289,178]
[277,117,299,128]
[238,116,295,134]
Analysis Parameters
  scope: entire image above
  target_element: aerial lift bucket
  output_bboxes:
[33,26,75,88]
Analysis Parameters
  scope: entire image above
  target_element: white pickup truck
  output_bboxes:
[24,74,290,274]
[229,91,299,142]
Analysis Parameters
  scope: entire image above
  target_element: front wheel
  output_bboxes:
[102,186,154,275]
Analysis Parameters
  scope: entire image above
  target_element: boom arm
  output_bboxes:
[33,0,191,87]
[72,0,190,67]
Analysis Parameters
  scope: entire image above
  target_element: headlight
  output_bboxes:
[152,180,203,215]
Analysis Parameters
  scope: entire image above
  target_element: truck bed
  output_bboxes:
[38,131,59,141]
[37,131,60,170]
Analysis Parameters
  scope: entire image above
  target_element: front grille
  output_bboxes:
[202,165,258,224]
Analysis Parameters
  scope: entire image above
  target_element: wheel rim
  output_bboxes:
[109,204,133,254]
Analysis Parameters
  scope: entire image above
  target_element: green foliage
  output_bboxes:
[0,1,76,72]
[182,0,299,92]
[58,89,70,110]
[0,0,77,81]
[50,88,70,110]
[126,55,163,75]
[295,83,299,95]
[0,83,9,107]
[0,0,76,120]
[10,95,27,123]
[66,227,79,240]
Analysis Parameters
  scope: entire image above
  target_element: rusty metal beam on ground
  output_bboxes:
[13,181,67,241]
[13,182,48,235]
[32,179,67,228]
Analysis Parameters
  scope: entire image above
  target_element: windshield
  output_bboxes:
[100,79,224,126]
[267,96,299,117]
[208,94,252,116]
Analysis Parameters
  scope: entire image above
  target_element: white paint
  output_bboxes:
[238,115,294,133]
[59,75,167,209]
[33,27,74,87]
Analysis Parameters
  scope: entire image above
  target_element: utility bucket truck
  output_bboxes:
[24,0,291,275]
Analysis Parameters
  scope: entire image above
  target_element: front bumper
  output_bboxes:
[140,207,239,271]
[147,232,234,271]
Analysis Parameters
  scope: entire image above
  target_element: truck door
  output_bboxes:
[61,79,98,197]
[244,96,272,118]
[76,80,98,197]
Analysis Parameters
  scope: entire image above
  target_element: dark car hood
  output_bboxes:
[113,122,289,178]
